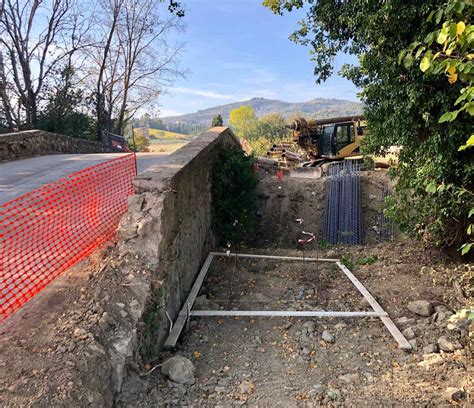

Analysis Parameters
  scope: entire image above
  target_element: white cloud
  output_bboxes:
[159,108,184,117]
[173,87,234,99]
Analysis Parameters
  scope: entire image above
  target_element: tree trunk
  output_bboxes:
[0,51,14,131]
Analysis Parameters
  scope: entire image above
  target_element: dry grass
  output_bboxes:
[148,141,188,153]
[136,127,190,140]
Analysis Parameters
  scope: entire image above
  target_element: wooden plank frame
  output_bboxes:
[164,252,412,350]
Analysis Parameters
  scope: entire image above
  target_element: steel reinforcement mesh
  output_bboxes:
[0,154,136,320]
[324,161,363,245]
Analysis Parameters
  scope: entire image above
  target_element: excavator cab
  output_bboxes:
[319,121,366,159]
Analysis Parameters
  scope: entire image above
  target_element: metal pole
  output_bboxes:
[131,125,138,175]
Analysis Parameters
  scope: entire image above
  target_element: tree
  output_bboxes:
[90,0,184,140]
[264,0,473,252]
[0,0,184,135]
[0,0,88,129]
[211,113,223,127]
[402,1,473,148]
[229,105,258,140]
[256,113,289,141]
[401,0,473,255]
[37,66,95,139]
[228,109,290,155]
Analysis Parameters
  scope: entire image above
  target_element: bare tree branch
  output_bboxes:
[0,0,87,128]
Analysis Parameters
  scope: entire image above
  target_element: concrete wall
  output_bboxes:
[0,129,119,161]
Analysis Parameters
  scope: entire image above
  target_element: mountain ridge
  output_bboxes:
[161,97,363,126]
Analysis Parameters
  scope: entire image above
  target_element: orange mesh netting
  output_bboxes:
[0,154,136,320]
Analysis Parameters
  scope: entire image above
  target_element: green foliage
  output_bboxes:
[37,66,96,140]
[340,255,355,271]
[211,113,224,127]
[229,105,259,140]
[212,148,259,245]
[256,113,289,140]
[165,0,185,17]
[317,239,332,249]
[357,255,379,266]
[401,1,473,130]
[402,0,474,255]
[228,107,290,155]
[459,135,474,151]
[245,136,273,156]
[264,0,474,254]
[341,254,378,270]
[363,155,375,170]
[128,129,150,152]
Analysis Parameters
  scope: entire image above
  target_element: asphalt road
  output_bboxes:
[0,153,170,205]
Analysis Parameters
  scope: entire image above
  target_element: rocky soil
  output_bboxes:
[118,241,473,407]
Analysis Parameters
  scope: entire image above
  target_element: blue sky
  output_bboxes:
[159,0,359,117]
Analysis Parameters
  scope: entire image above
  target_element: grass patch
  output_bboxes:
[137,127,191,140]
[148,141,188,153]
[341,254,379,270]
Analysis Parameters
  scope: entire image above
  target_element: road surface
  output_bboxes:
[0,153,170,205]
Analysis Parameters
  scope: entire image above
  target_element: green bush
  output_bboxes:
[37,66,97,140]
[341,254,378,270]
[340,255,355,271]
[212,148,259,245]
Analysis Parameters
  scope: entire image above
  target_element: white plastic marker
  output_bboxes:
[298,231,315,245]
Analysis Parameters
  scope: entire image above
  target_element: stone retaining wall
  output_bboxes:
[117,126,241,357]
[0,130,119,161]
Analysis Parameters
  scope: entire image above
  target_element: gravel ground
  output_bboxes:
[118,242,472,407]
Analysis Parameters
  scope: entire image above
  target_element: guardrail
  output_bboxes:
[0,153,136,320]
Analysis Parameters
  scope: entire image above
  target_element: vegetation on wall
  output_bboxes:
[212,148,259,246]
[264,0,473,255]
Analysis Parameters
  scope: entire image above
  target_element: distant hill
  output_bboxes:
[161,97,363,126]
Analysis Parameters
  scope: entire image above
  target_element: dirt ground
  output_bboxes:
[117,240,472,407]
[1,168,472,407]
[115,170,472,407]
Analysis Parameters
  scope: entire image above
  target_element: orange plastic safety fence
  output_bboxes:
[0,154,136,321]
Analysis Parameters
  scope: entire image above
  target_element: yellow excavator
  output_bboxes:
[285,115,367,166]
